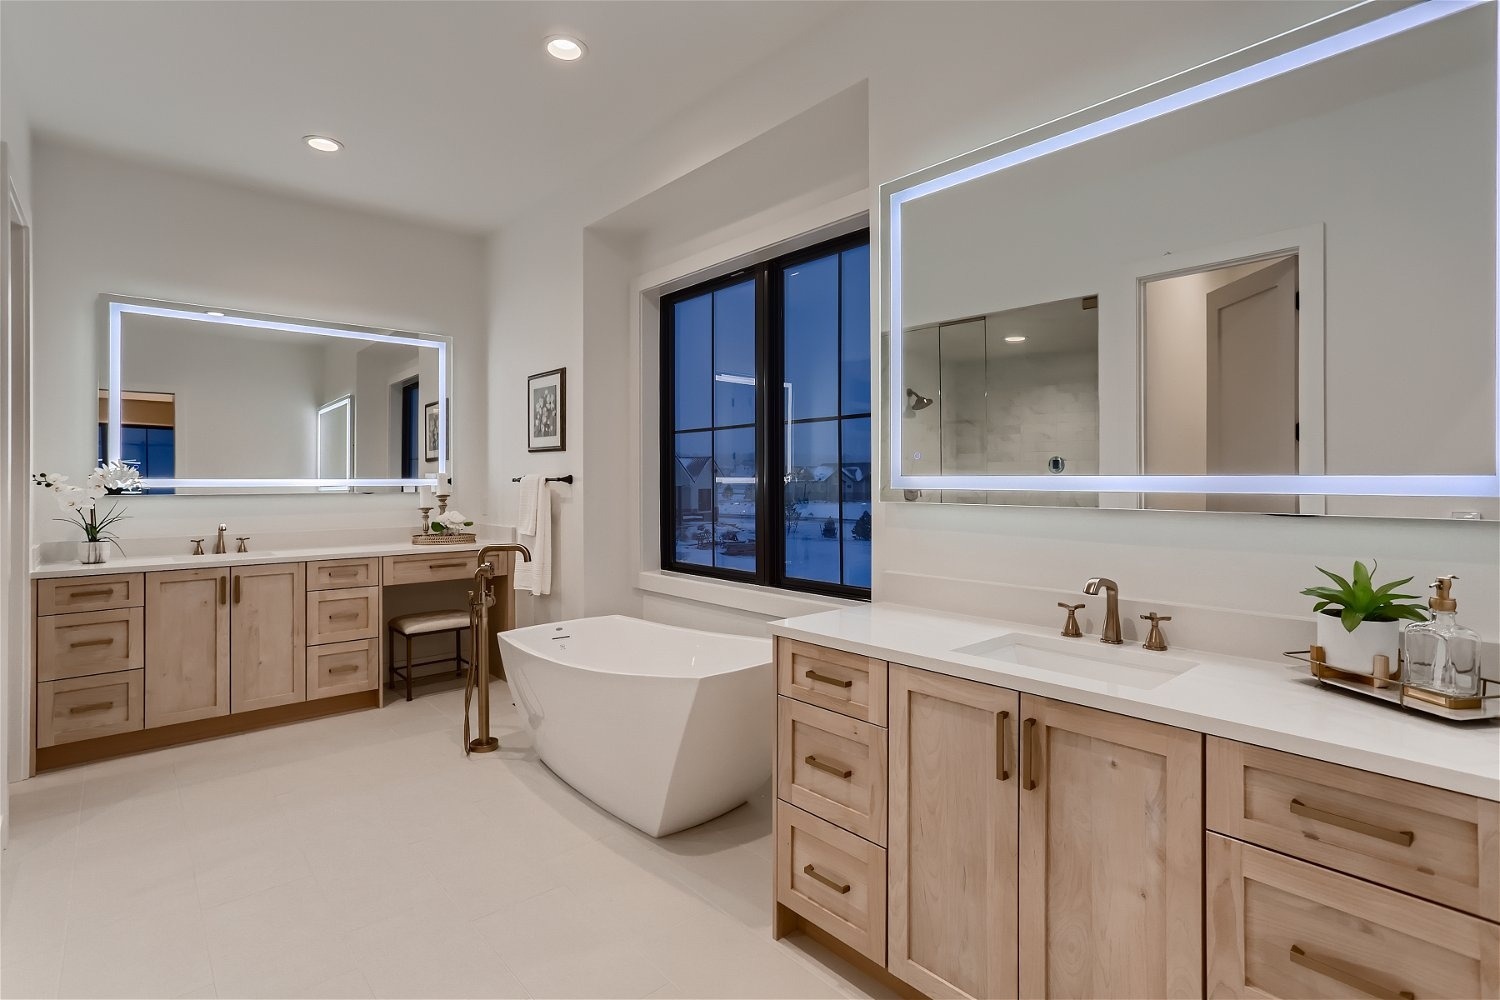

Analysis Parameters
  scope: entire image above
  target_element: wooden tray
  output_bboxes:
[1285,646,1500,722]
[411,532,477,546]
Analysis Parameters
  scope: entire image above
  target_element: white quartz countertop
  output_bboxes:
[771,604,1500,801]
[31,538,511,579]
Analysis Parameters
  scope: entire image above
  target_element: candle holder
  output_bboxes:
[435,493,450,518]
[418,506,433,534]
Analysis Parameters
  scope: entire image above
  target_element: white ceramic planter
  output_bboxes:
[1315,612,1400,675]
[79,540,110,565]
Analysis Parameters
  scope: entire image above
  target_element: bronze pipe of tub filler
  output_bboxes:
[464,544,532,754]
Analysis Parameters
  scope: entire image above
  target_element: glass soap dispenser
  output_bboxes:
[1401,576,1482,697]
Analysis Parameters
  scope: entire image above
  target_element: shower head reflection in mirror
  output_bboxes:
[884,0,1498,514]
[102,295,449,494]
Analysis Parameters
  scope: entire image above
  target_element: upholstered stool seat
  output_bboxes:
[387,610,472,702]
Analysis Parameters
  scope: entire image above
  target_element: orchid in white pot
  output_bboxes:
[33,462,143,564]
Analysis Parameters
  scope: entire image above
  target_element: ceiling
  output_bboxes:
[1,1,852,233]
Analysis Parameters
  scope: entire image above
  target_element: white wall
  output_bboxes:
[119,318,323,480]
[484,0,1498,648]
[31,140,489,543]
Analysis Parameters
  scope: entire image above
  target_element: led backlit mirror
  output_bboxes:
[884,1,1498,518]
[101,296,448,493]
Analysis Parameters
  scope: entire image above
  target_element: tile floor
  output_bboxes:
[2,678,897,1000]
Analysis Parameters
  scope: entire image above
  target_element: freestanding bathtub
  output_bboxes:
[497,615,772,837]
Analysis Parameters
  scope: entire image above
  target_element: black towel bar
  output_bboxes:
[511,475,574,484]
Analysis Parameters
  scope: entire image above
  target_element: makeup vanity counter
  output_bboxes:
[769,603,1499,1000]
[29,539,515,772]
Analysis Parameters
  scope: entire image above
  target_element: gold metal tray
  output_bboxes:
[1285,645,1500,722]
[411,531,477,546]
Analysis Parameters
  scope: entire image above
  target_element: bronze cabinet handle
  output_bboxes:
[67,588,114,600]
[1288,945,1414,1000]
[219,576,227,605]
[802,864,851,894]
[328,663,361,674]
[996,711,1011,781]
[68,637,115,649]
[68,701,113,715]
[804,755,853,779]
[427,561,468,569]
[1289,798,1414,848]
[329,612,361,622]
[1022,718,1039,791]
[805,669,852,689]
[233,577,241,604]
[328,568,360,577]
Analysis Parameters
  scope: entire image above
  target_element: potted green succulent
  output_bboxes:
[1300,560,1427,673]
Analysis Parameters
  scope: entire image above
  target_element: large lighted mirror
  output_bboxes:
[885,0,1498,518]
[101,297,448,493]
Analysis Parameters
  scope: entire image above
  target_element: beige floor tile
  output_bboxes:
[303,970,375,999]
[202,877,363,998]
[58,889,214,1000]
[353,912,528,999]
[507,940,669,1000]
[635,908,844,1000]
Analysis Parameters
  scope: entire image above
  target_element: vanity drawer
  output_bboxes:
[381,551,478,587]
[776,803,887,966]
[306,587,379,645]
[36,574,145,615]
[306,638,379,700]
[1206,834,1498,1000]
[777,637,887,725]
[307,558,380,591]
[35,607,144,682]
[36,670,145,747]
[777,697,887,845]
[1207,738,1499,921]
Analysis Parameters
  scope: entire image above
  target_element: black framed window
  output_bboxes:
[661,230,871,599]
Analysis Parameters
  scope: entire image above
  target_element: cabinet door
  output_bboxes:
[231,563,306,713]
[1018,695,1202,999]
[888,664,1019,1000]
[145,568,230,727]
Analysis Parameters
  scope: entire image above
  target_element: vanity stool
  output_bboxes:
[387,610,472,702]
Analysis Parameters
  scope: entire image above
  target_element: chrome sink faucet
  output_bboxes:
[1083,577,1123,645]
[213,523,228,555]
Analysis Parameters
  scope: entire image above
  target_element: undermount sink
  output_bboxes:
[953,633,1198,690]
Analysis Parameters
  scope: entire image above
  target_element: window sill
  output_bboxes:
[636,570,863,620]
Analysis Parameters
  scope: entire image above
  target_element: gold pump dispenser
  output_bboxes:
[1429,575,1458,613]
[1402,574,1481,697]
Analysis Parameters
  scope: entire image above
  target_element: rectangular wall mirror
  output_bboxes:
[884,0,1498,519]
[100,296,448,493]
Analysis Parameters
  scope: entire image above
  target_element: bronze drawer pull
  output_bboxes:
[233,577,241,604]
[804,755,852,779]
[427,561,468,569]
[1289,945,1414,1000]
[1289,798,1414,847]
[329,612,361,622]
[1022,717,1039,791]
[328,663,361,674]
[219,576,227,605]
[66,588,114,600]
[68,701,114,715]
[802,864,850,894]
[805,669,852,689]
[68,637,115,649]
[328,568,361,577]
[996,710,1010,781]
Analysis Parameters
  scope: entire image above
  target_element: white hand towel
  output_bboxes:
[513,475,552,596]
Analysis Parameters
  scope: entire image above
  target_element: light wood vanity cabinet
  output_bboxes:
[775,637,1497,1000]
[144,567,231,727]
[229,563,306,713]
[887,665,1018,1000]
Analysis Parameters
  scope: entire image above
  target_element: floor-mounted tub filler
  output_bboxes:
[498,615,773,837]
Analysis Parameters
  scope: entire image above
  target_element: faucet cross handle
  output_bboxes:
[190,538,205,556]
[1141,612,1172,652]
[236,537,250,553]
[1057,602,1085,638]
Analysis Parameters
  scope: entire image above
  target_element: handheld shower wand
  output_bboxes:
[464,543,532,755]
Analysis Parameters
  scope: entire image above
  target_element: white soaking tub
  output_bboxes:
[497,615,772,837]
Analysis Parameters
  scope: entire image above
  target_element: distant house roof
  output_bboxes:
[676,455,712,480]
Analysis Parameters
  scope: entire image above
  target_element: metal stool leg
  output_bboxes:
[386,627,395,690]
[404,634,414,702]
[454,629,463,677]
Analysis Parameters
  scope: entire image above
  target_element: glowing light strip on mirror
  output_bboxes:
[888,0,1499,498]
[107,299,445,490]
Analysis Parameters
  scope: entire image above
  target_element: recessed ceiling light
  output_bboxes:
[545,35,586,61]
[206,310,225,317]
[303,135,343,153]
[1005,335,1027,343]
